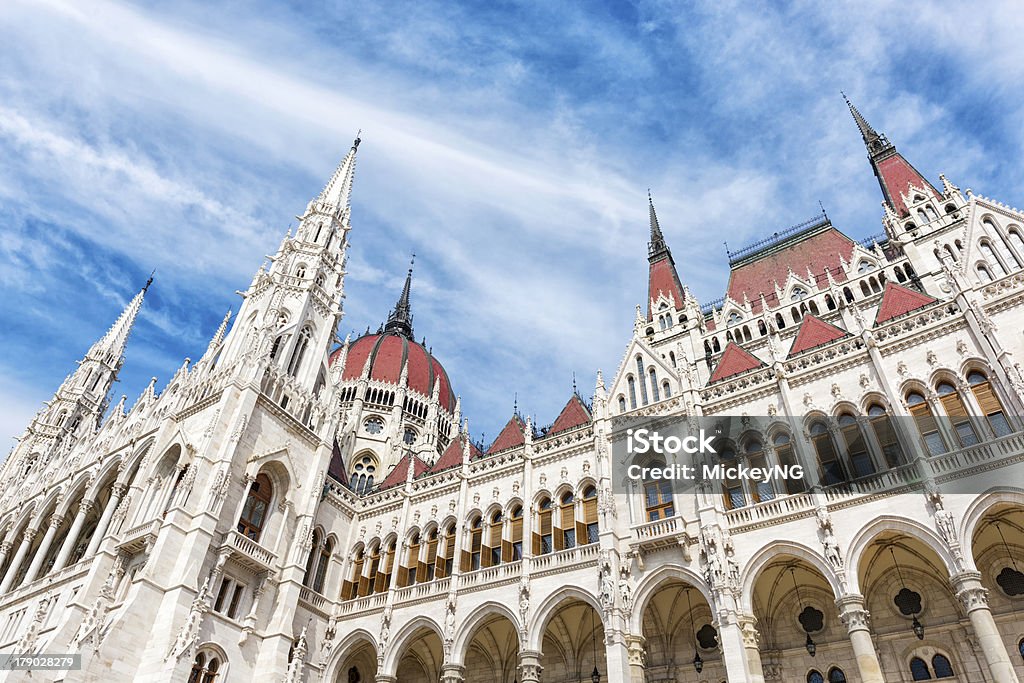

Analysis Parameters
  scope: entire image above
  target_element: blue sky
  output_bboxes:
[2,0,1024,448]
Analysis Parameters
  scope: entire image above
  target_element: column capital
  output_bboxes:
[518,648,544,683]
[110,482,129,498]
[950,571,989,613]
[836,593,871,632]
[439,663,465,683]
[48,514,65,530]
[22,528,39,542]
[78,499,96,515]
[374,676,398,683]
[0,541,12,556]
[626,633,647,667]
[738,613,760,649]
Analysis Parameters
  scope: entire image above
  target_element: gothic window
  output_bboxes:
[1008,228,1024,263]
[860,281,871,297]
[931,654,953,678]
[868,404,904,468]
[350,454,377,494]
[618,395,626,413]
[270,335,284,361]
[467,516,483,571]
[773,432,805,494]
[745,439,774,503]
[661,381,671,398]
[582,486,599,544]
[403,428,417,445]
[807,671,824,683]
[838,413,874,478]
[439,524,456,578]
[402,532,420,586]
[237,473,273,542]
[649,368,660,402]
[380,541,396,591]
[303,529,323,587]
[635,356,649,405]
[510,506,524,560]
[558,492,576,550]
[857,261,876,273]
[907,392,946,456]
[364,417,385,435]
[188,651,222,683]
[286,326,312,376]
[313,536,332,593]
[295,263,307,279]
[728,311,742,324]
[423,528,438,581]
[791,286,808,300]
[810,421,845,485]
[909,656,931,680]
[720,445,745,509]
[843,287,854,303]
[936,382,978,447]
[627,376,637,410]
[827,668,846,683]
[643,463,674,521]
[980,241,1007,277]
[213,576,245,619]
[967,371,1011,436]
[485,512,502,567]
[977,263,993,282]
[343,548,363,599]
[536,498,553,554]
[364,543,381,595]
[775,312,786,329]
[713,337,721,352]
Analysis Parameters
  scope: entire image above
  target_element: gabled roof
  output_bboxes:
[709,342,765,383]
[874,282,936,325]
[788,315,848,357]
[725,226,855,307]
[549,394,592,434]
[874,154,940,217]
[487,414,526,454]
[379,452,430,489]
[327,438,348,485]
[648,257,686,319]
[430,433,483,473]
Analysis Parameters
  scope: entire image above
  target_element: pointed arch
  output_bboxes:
[628,562,713,634]
[450,600,522,666]
[379,614,444,676]
[740,539,842,612]
[846,515,958,593]
[527,584,603,651]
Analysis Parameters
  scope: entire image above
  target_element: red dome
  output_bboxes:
[330,333,455,412]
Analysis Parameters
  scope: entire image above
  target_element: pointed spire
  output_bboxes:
[383,254,415,339]
[199,309,232,365]
[89,277,150,364]
[648,189,668,259]
[842,92,892,158]
[317,131,361,209]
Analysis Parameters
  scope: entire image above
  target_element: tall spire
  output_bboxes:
[89,276,150,364]
[318,131,361,209]
[383,255,415,339]
[842,92,893,158]
[648,189,668,260]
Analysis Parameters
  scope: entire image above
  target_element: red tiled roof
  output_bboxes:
[648,256,685,320]
[430,434,483,473]
[330,333,456,411]
[549,394,591,434]
[379,452,430,489]
[788,315,848,357]
[874,282,936,325]
[327,438,348,485]
[725,227,855,306]
[708,342,765,383]
[876,154,939,217]
[487,415,526,454]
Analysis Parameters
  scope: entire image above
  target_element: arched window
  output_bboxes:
[510,506,524,560]
[810,421,845,485]
[287,326,312,376]
[618,395,627,413]
[627,376,637,410]
[295,263,307,279]
[824,294,836,311]
[931,654,953,678]
[773,432,805,494]
[867,404,904,468]
[342,547,363,599]
[721,445,745,509]
[807,670,824,683]
[1018,637,1024,662]
[936,382,978,447]
[713,337,722,352]
[728,311,743,324]
[402,532,420,586]
[558,492,576,550]
[980,241,1007,277]
[827,668,847,683]
[943,245,957,263]
[978,264,993,283]
[237,473,272,542]
[423,528,439,581]
[909,656,931,680]
[860,281,871,297]
[661,381,671,398]
[466,516,483,571]
[857,261,876,273]
[302,529,323,589]
[745,439,774,502]
[838,413,874,478]
[843,287,854,303]
[635,356,649,405]
[1009,228,1024,263]
[350,454,377,494]
[582,486,599,544]
[366,543,381,594]
[968,371,1011,436]
[270,335,285,361]
[380,540,396,591]
[439,524,456,578]
[535,498,553,555]
[188,651,222,683]
[643,461,674,521]
[485,511,503,567]
[649,368,660,401]
[907,392,946,456]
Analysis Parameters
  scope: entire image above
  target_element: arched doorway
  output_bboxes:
[538,597,605,683]
[333,633,377,683]
[641,578,722,681]
[970,502,1024,680]
[394,624,444,682]
[463,610,519,683]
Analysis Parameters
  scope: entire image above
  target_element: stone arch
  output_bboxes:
[629,562,713,634]
[527,583,601,651]
[451,600,521,666]
[740,540,842,613]
[32,486,65,526]
[960,487,1024,560]
[56,471,96,518]
[846,515,958,594]
[380,614,444,676]
[858,391,891,413]
[326,628,378,680]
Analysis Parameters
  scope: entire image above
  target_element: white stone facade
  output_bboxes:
[1,106,1024,683]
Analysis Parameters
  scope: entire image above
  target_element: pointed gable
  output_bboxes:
[431,434,483,473]
[875,154,940,217]
[648,257,686,319]
[874,283,936,325]
[550,394,592,434]
[709,342,765,383]
[487,415,526,454]
[327,438,349,485]
[379,452,430,489]
[788,315,848,357]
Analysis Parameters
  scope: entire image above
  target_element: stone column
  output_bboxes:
[739,614,766,683]
[0,541,13,574]
[0,528,37,594]
[626,634,646,683]
[439,663,465,683]
[518,649,543,683]
[50,500,94,573]
[717,615,758,682]
[952,571,1020,683]
[84,485,126,558]
[374,676,398,683]
[603,636,631,682]
[836,594,884,683]
[22,514,64,584]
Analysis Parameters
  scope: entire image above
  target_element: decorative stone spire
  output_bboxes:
[383,256,415,339]
[318,132,361,210]
[648,190,668,260]
[842,92,893,158]
[645,192,686,320]
[89,276,151,366]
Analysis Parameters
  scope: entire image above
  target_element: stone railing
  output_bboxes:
[459,561,521,590]
[117,519,162,553]
[298,586,331,615]
[221,530,277,573]
[633,514,683,539]
[336,591,387,616]
[531,543,600,576]
[724,493,816,531]
[929,431,1024,478]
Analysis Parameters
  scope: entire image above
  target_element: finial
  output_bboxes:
[353,129,362,149]
[513,392,518,415]
[818,199,828,221]
[572,372,577,394]
[144,270,155,292]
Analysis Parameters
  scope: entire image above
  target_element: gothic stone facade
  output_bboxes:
[1,103,1024,683]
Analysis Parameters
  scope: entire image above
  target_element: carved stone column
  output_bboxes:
[951,571,1020,683]
[738,613,766,683]
[626,634,646,683]
[51,499,94,572]
[374,676,398,683]
[836,594,884,683]
[85,484,127,557]
[0,528,38,594]
[22,514,63,584]
[439,663,465,683]
[518,649,543,683]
